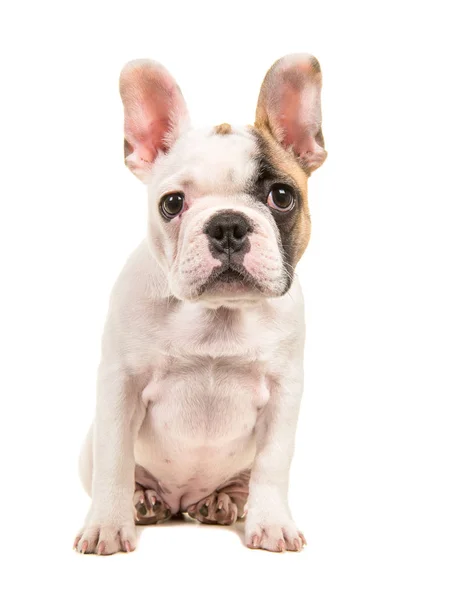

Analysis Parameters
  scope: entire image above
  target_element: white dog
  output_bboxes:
[75,54,327,555]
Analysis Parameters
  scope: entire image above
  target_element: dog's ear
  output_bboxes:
[119,60,189,181]
[255,54,326,174]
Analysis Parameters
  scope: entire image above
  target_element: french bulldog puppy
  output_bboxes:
[75,54,327,555]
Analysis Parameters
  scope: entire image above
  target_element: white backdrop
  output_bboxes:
[1,1,449,598]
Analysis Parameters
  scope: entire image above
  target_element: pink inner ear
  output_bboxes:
[280,81,322,157]
[126,118,171,165]
[257,54,327,172]
[120,60,189,178]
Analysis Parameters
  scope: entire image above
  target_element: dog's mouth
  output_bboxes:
[215,268,245,284]
[198,262,261,298]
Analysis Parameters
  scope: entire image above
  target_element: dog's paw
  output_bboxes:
[133,488,172,524]
[74,517,137,555]
[245,513,306,552]
[188,491,241,525]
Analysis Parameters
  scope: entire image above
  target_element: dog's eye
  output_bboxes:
[267,185,295,212]
[160,192,185,219]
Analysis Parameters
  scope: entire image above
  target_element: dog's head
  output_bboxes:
[120,55,326,307]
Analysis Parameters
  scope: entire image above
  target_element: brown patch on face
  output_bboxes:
[251,125,311,266]
[214,122,232,135]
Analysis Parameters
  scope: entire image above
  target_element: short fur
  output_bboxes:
[75,54,326,555]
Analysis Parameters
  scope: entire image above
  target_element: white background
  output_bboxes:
[1,1,449,598]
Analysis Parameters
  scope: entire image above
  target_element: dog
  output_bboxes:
[74,54,327,555]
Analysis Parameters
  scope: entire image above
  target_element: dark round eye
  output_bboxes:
[160,192,185,219]
[267,185,295,212]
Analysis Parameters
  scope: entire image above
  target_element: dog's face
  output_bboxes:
[120,55,326,306]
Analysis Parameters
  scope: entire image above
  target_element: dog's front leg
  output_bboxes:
[75,365,143,555]
[245,365,306,553]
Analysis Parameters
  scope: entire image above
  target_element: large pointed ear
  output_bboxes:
[119,59,190,181]
[255,54,327,174]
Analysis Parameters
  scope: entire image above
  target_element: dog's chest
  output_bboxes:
[142,356,270,443]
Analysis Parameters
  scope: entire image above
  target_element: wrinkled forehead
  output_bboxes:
[150,125,308,198]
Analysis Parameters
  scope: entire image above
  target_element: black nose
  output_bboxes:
[205,212,251,254]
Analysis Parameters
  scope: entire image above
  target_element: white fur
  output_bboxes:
[75,57,320,554]
[77,238,306,553]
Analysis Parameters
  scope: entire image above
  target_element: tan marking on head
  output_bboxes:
[255,54,327,174]
[214,123,232,135]
[251,125,311,264]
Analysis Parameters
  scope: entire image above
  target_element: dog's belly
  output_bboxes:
[134,356,270,512]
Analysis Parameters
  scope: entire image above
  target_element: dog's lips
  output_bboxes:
[198,262,261,298]
[215,268,244,283]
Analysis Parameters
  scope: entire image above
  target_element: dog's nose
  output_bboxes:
[205,212,251,254]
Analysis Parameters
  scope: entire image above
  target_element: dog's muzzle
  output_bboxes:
[198,210,260,296]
